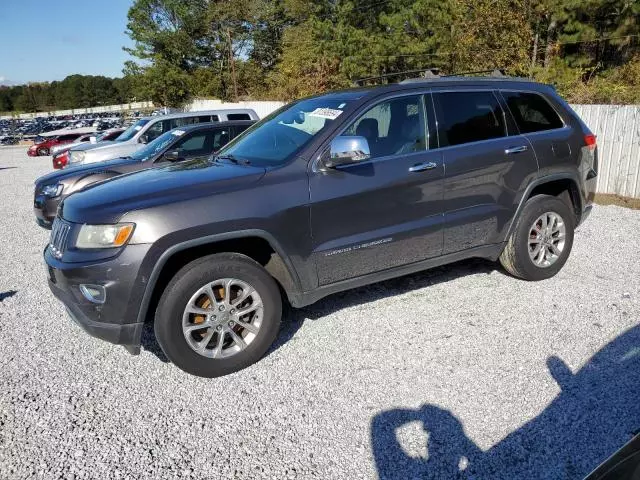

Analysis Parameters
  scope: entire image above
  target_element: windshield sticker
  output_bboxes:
[171,129,185,136]
[308,108,343,120]
[134,125,142,131]
[338,103,346,109]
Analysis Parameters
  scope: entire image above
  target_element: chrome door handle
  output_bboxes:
[504,145,528,155]
[408,162,437,173]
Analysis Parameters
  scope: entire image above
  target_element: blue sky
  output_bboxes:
[0,0,134,85]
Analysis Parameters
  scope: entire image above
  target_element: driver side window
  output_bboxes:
[341,95,427,159]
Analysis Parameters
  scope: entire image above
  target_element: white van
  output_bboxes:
[67,109,259,166]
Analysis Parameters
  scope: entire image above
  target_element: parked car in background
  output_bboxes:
[28,132,86,156]
[89,127,126,144]
[51,133,94,156]
[52,128,125,169]
[67,109,259,166]
[42,76,597,377]
[34,121,254,228]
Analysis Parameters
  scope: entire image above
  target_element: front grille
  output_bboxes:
[49,218,71,259]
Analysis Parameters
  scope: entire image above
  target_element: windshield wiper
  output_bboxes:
[215,154,251,165]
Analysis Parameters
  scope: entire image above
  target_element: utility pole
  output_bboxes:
[228,28,238,102]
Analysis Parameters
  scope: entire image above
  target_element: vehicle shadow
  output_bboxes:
[370,325,640,480]
[141,258,496,363]
[0,289,18,302]
[268,258,497,354]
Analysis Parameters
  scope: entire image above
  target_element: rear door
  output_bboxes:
[499,90,573,176]
[433,89,538,254]
[310,93,444,285]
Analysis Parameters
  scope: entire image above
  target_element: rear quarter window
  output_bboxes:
[227,113,251,121]
[501,91,564,133]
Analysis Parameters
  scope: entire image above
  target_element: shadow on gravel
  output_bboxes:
[0,290,18,302]
[268,258,496,355]
[140,322,169,363]
[140,258,495,362]
[371,325,640,480]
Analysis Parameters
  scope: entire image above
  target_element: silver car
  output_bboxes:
[67,109,259,166]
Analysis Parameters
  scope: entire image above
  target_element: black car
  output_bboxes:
[43,74,597,377]
[34,121,254,228]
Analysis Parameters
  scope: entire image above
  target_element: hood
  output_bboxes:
[52,140,87,155]
[70,140,116,152]
[81,141,139,163]
[35,156,139,188]
[60,158,267,224]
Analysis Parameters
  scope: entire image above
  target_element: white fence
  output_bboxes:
[186,99,284,118]
[572,104,640,198]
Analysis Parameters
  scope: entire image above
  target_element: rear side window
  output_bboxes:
[198,115,219,123]
[227,113,251,121]
[233,124,251,137]
[501,91,564,133]
[434,91,506,147]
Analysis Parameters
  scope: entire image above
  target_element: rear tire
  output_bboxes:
[499,194,575,281]
[154,253,282,377]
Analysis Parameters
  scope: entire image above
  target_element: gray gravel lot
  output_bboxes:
[0,146,639,479]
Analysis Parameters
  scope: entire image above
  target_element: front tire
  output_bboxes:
[499,194,575,281]
[154,253,282,377]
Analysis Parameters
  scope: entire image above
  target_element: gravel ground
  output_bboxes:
[0,146,639,480]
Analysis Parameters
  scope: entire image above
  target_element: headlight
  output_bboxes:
[41,184,64,197]
[75,223,135,249]
[69,151,86,164]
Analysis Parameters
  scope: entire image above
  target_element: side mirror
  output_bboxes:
[324,136,371,168]
[139,134,150,144]
[163,149,182,162]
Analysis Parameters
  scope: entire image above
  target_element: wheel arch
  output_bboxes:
[135,230,303,326]
[505,173,583,240]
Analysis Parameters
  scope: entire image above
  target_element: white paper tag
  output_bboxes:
[171,129,185,136]
[134,125,142,131]
[308,108,343,120]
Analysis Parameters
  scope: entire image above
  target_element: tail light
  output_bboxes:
[53,152,69,170]
[584,134,596,152]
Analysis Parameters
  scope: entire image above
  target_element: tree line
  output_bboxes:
[0,75,134,113]
[123,0,639,105]
[3,0,639,112]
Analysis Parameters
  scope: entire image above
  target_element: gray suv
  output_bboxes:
[44,76,597,377]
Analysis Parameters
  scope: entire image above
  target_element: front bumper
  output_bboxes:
[45,243,152,353]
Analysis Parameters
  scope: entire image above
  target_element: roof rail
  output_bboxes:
[443,69,507,78]
[353,67,522,87]
[353,68,441,86]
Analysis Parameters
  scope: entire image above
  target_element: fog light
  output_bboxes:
[79,284,106,304]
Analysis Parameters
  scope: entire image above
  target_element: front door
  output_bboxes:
[310,93,444,285]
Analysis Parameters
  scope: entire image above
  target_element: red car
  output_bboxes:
[28,133,85,157]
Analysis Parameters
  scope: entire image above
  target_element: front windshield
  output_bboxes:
[217,93,362,165]
[116,119,149,142]
[130,129,177,161]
